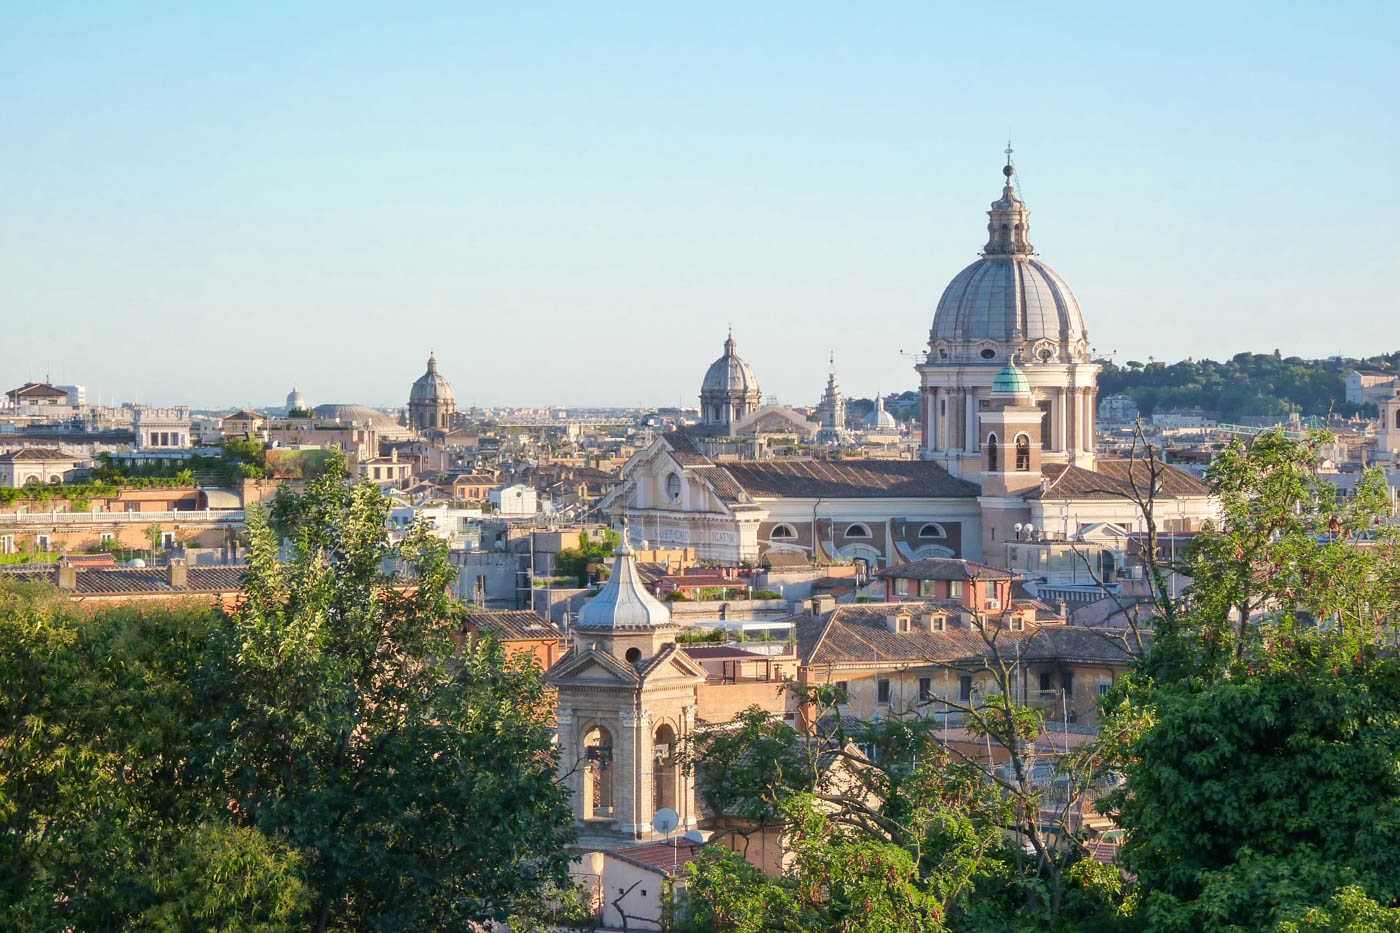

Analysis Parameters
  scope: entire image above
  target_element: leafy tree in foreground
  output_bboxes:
[0,457,583,931]
[1107,432,1400,931]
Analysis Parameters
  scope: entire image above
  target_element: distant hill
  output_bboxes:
[1099,351,1400,421]
[847,351,1400,425]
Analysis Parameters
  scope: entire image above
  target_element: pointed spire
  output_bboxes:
[575,528,674,631]
[983,151,1034,257]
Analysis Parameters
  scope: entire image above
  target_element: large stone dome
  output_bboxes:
[312,403,400,430]
[701,333,760,396]
[928,164,1090,365]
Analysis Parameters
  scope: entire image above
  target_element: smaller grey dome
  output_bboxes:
[865,394,897,430]
[286,386,306,410]
[701,334,760,396]
[409,354,455,405]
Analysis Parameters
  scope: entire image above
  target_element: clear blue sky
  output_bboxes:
[3,1,1396,409]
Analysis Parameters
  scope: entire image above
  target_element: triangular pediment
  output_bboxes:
[546,646,640,684]
[637,644,708,683]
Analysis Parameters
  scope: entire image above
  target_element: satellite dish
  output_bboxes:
[652,807,679,835]
[683,830,705,845]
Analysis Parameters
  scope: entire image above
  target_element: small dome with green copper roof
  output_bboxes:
[991,361,1031,395]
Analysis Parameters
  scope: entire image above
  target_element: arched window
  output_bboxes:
[770,523,797,540]
[845,523,871,539]
[1395,408,1400,430]
[917,523,946,539]
[986,433,998,472]
[1015,434,1031,471]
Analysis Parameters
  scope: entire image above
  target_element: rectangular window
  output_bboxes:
[959,675,973,701]
[1039,671,1052,692]
[100,532,114,544]
[894,578,909,596]
[35,535,51,552]
[919,579,937,597]
[983,581,997,599]
[835,680,849,699]
[948,580,963,598]
[918,677,932,702]
[1098,681,1111,696]
[0,535,13,555]
[161,532,175,550]
[877,679,891,705]
[1062,672,1075,696]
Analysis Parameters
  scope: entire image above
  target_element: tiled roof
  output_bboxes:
[1028,459,1208,501]
[689,466,756,506]
[1,565,248,595]
[877,558,1015,582]
[662,433,712,466]
[1019,625,1141,664]
[795,600,1037,667]
[461,609,562,641]
[0,447,69,462]
[607,839,704,877]
[222,409,264,421]
[762,550,813,570]
[723,459,979,499]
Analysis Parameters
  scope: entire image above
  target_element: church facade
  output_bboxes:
[605,158,1218,571]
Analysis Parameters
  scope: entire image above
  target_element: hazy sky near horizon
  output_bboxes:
[4,2,1397,410]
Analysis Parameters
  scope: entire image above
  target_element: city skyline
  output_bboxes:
[5,2,1397,409]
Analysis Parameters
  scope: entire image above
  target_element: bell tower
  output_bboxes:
[1379,389,1400,458]
[979,362,1041,562]
[546,532,707,841]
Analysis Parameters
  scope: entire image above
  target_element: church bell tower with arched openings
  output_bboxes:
[546,532,707,841]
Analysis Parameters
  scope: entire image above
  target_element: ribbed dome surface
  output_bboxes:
[932,256,1087,355]
[409,355,454,404]
[991,362,1031,394]
[702,335,760,395]
[312,403,400,429]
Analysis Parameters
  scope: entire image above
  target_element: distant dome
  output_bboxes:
[701,333,760,396]
[409,354,454,406]
[991,362,1031,395]
[928,163,1090,365]
[312,403,401,430]
[865,394,897,430]
[286,386,306,410]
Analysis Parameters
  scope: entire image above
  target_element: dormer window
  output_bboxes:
[845,523,871,539]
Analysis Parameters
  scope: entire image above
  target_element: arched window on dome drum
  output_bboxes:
[1015,434,1031,471]
[844,523,871,539]
[770,524,797,540]
[917,523,946,540]
[986,434,998,472]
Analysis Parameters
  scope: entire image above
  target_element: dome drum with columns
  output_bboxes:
[918,159,1100,478]
[700,332,762,431]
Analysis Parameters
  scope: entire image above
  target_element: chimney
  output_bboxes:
[809,594,836,616]
[57,560,78,590]
[169,559,188,589]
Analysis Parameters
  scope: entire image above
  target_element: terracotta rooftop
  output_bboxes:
[1028,459,1208,501]
[723,459,979,499]
[606,838,704,877]
[1,565,248,595]
[795,600,1037,667]
[460,609,562,641]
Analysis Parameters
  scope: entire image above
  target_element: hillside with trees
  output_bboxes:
[1099,351,1400,421]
